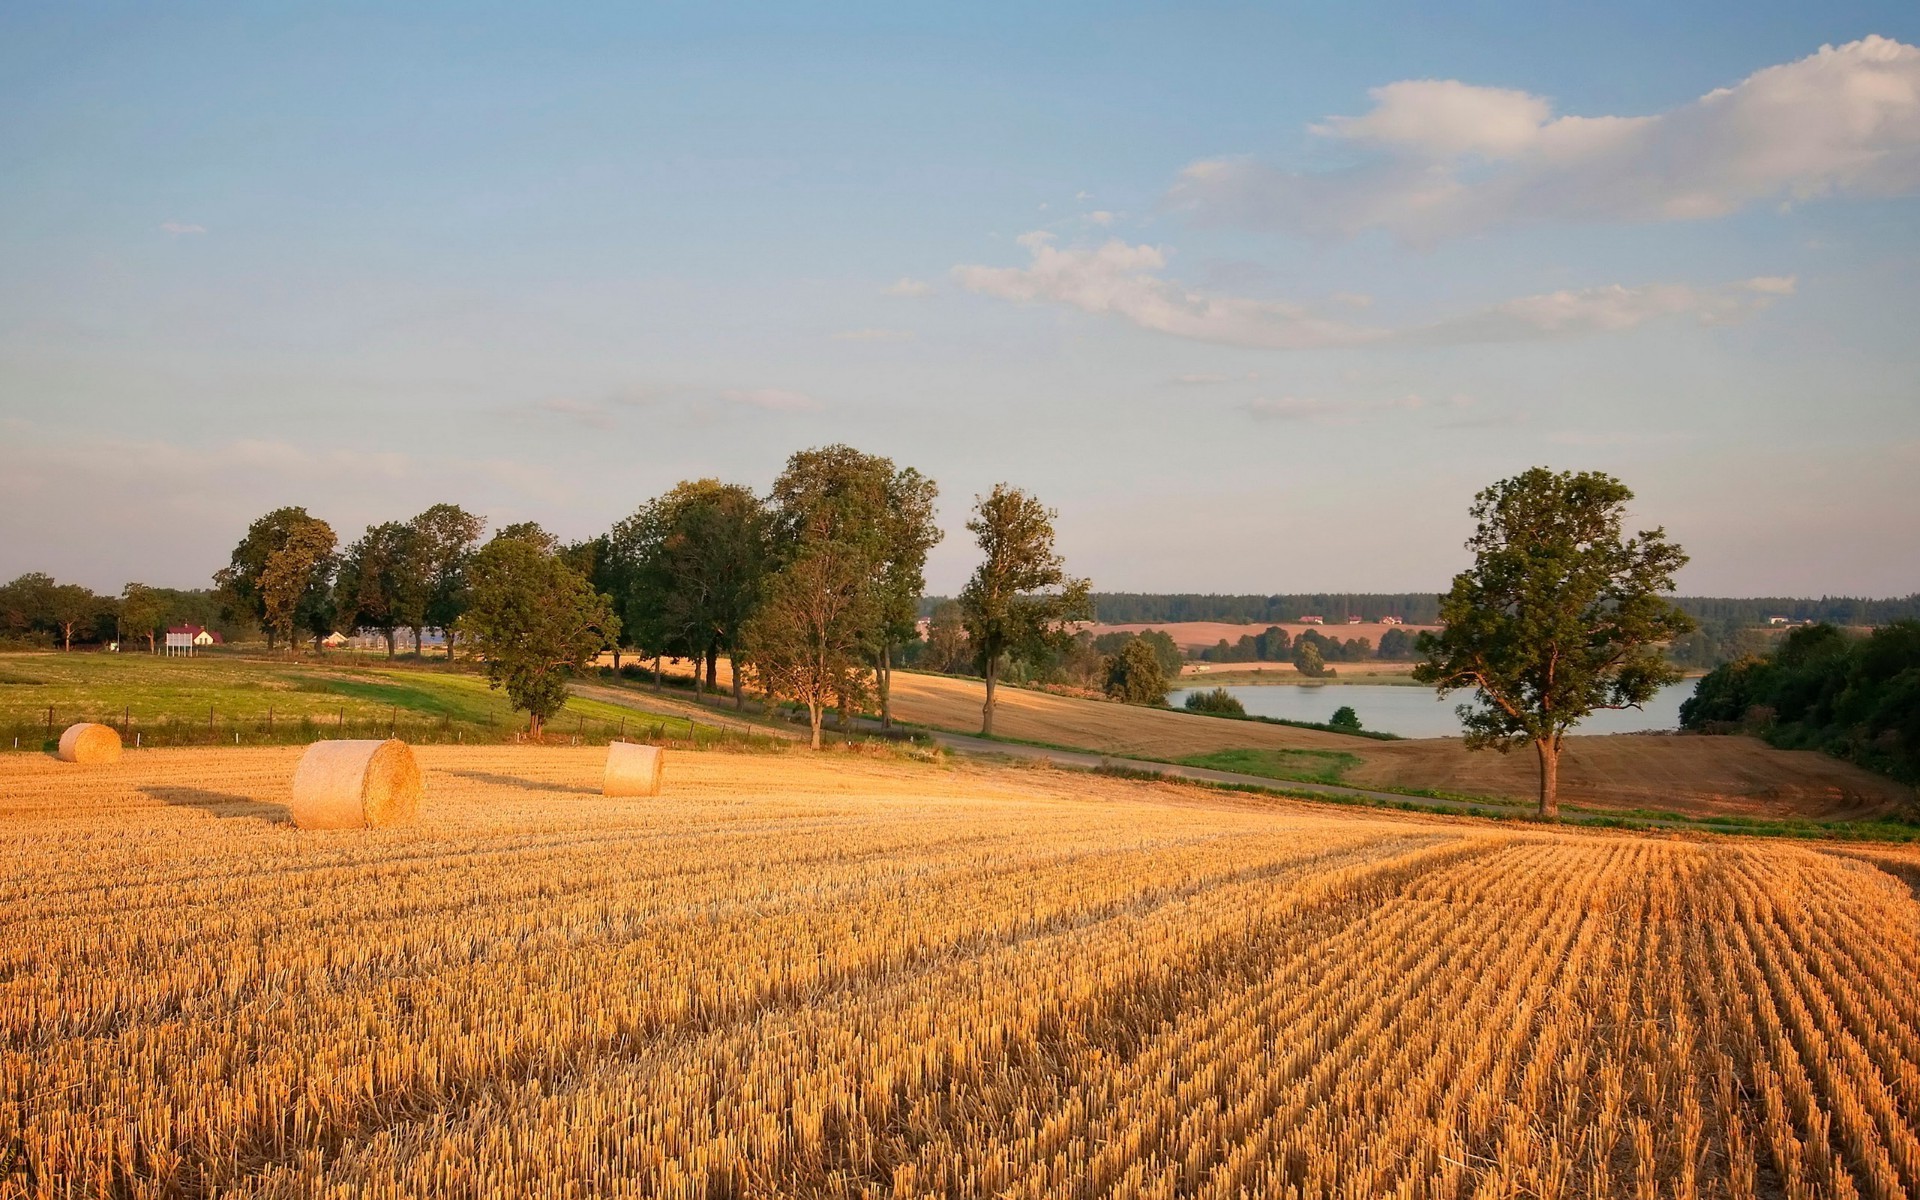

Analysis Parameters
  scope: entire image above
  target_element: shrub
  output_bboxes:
[1329,705,1362,732]
[1183,688,1246,717]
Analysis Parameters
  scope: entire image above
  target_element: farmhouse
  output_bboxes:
[163,624,223,655]
[1299,615,1324,625]
[1380,616,1403,625]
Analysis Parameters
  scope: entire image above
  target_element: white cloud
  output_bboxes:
[1169,36,1920,242]
[883,276,934,297]
[955,232,1792,349]
[1086,210,1117,226]
[1407,276,1795,343]
[830,328,916,342]
[160,221,207,235]
[953,232,1377,350]
[718,388,819,412]
[1242,393,1426,425]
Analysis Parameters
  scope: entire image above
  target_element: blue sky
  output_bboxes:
[3,2,1917,596]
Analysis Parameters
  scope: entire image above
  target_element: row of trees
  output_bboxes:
[1681,621,1920,782]
[1194,625,1416,666]
[214,504,488,656]
[0,574,228,652]
[212,447,1092,748]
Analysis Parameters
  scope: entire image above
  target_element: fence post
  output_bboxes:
[390,705,397,737]
[46,706,53,740]
[268,705,274,734]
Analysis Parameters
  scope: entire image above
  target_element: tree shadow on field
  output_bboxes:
[141,786,291,825]
[442,769,598,797]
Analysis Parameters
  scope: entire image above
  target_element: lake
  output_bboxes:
[1165,680,1699,739]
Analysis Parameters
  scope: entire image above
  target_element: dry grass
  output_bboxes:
[3,746,1918,1197]
[886,671,1912,819]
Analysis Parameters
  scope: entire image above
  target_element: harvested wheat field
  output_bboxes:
[3,746,1920,1198]
[885,670,1910,819]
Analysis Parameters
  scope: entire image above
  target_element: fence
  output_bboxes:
[2,703,776,754]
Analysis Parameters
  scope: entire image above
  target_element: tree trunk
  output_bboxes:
[61,626,73,652]
[808,700,823,750]
[654,655,663,691]
[612,645,621,671]
[879,643,893,729]
[1535,738,1561,818]
[732,657,744,710]
[981,654,998,737]
[530,712,542,739]
[693,656,703,699]
[385,629,397,659]
[706,645,719,692]
[411,625,424,658]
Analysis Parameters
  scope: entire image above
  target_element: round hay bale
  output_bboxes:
[57,722,122,764]
[290,739,421,830]
[603,742,664,797]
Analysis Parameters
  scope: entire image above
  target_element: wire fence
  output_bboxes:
[2,703,778,754]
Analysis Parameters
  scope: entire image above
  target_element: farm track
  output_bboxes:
[2,746,1917,1198]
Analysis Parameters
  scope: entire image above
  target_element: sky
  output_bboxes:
[3,1,1918,598]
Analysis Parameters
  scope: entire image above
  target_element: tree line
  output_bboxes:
[0,575,225,652]
[1681,621,1920,783]
[1194,624,1418,666]
[199,446,1093,748]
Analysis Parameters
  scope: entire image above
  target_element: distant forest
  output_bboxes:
[921,593,1920,627]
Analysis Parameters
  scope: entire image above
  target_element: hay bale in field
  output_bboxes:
[603,742,664,797]
[57,723,122,764]
[289,739,421,830]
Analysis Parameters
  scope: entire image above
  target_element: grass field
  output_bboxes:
[882,670,1913,821]
[4,745,1918,1197]
[0,652,722,750]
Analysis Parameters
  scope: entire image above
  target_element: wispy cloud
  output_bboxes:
[160,221,207,235]
[955,232,1792,349]
[1243,393,1428,424]
[883,276,934,298]
[718,388,819,412]
[830,328,916,342]
[1168,36,1920,243]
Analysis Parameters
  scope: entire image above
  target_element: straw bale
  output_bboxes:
[57,723,122,764]
[290,739,421,830]
[603,742,664,797]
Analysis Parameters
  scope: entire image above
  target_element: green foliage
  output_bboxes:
[959,484,1092,735]
[1182,687,1246,717]
[460,536,619,735]
[916,599,972,674]
[1092,629,1184,679]
[1329,705,1362,732]
[1176,747,1364,786]
[333,522,420,655]
[1102,637,1169,705]
[1377,627,1414,659]
[1292,640,1332,678]
[1414,468,1692,816]
[1681,620,1920,782]
[215,507,338,653]
[117,583,166,652]
[408,503,485,651]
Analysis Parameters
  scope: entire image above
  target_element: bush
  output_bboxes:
[1329,705,1362,732]
[1183,688,1246,717]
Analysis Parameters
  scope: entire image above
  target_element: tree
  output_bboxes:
[460,536,619,736]
[1378,627,1413,660]
[1184,688,1246,716]
[0,573,55,642]
[872,468,940,727]
[1103,637,1169,705]
[958,484,1092,736]
[215,507,335,653]
[1329,705,1362,732]
[1413,468,1693,817]
[46,583,100,651]
[648,481,770,705]
[1293,640,1330,678]
[746,449,893,746]
[922,599,971,674]
[402,503,484,661]
[334,522,417,657]
[119,583,166,653]
[742,536,874,749]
